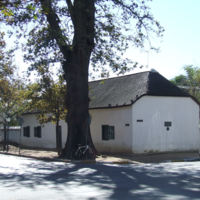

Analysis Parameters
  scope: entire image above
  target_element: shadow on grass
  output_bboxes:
[0,154,200,199]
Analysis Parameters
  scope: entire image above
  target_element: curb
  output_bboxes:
[1,151,199,164]
[0,152,139,164]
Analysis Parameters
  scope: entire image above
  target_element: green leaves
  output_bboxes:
[0,78,28,126]
[1,7,14,17]
[0,31,29,125]
[27,74,67,125]
[0,32,15,80]
[171,65,200,101]
[33,14,38,20]
[26,4,36,12]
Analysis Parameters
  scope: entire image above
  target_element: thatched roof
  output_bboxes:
[89,71,191,109]
[23,71,195,115]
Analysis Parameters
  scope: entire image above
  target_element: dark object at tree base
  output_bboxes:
[60,144,97,161]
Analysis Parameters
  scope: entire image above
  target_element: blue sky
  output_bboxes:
[131,0,200,79]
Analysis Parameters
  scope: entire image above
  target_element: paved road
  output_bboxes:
[0,154,200,200]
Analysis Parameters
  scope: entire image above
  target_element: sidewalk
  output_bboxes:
[97,151,200,163]
[1,145,199,163]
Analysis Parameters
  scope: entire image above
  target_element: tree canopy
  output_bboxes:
[0,0,163,76]
[0,0,163,159]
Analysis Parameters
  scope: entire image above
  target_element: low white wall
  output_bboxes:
[90,106,133,153]
[0,127,20,143]
[21,114,67,149]
[132,96,200,153]
[8,128,21,143]
[0,130,3,142]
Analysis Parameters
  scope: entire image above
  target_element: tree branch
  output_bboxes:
[39,0,71,60]
[65,0,75,24]
[111,0,153,28]
[111,0,140,18]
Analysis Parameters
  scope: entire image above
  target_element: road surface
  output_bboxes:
[0,154,200,200]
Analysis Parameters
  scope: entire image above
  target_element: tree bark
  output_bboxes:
[60,0,96,160]
[3,123,8,152]
[56,120,62,156]
[40,0,97,159]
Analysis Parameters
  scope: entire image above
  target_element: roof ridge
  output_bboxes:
[89,71,150,83]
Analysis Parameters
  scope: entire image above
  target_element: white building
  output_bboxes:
[21,71,200,153]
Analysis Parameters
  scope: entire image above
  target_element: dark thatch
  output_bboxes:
[89,71,191,109]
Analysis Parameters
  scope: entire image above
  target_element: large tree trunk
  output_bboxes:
[61,0,96,160]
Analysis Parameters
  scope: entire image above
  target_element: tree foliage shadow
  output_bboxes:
[0,155,200,199]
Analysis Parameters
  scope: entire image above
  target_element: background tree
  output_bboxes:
[171,74,188,87]
[0,78,28,151]
[0,32,14,79]
[0,31,27,150]
[171,65,200,101]
[1,0,164,159]
[28,74,67,155]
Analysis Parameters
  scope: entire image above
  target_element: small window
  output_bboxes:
[164,121,172,131]
[102,125,115,140]
[23,126,30,137]
[34,126,42,138]
[164,121,172,127]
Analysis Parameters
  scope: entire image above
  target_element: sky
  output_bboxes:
[14,0,200,80]
[130,0,200,79]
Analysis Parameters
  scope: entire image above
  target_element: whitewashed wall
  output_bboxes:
[21,114,67,149]
[0,127,20,143]
[8,127,21,143]
[90,106,133,153]
[20,96,200,154]
[132,96,200,153]
[21,107,133,152]
[0,130,3,142]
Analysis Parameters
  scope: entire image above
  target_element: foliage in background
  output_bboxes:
[0,79,28,126]
[0,32,27,126]
[28,75,67,125]
[27,73,67,155]
[0,33,29,151]
[171,65,200,101]
[0,32,14,80]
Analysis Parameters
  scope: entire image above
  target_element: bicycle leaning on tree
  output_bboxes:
[75,144,96,160]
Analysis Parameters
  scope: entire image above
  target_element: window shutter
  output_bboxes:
[34,127,37,137]
[37,126,41,138]
[109,126,115,139]
[102,125,109,140]
[23,126,30,137]
[34,126,42,138]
